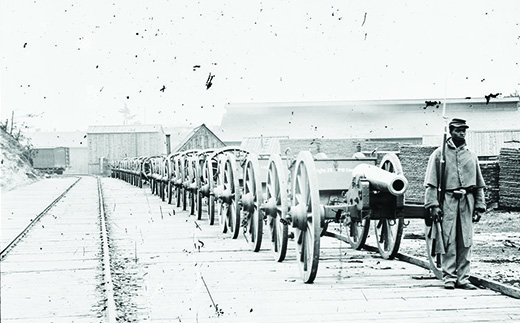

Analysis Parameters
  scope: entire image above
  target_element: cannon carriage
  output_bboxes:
[112,148,438,284]
[149,156,167,200]
[180,149,202,215]
[198,147,268,251]
[261,151,411,283]
[112,156,151,188]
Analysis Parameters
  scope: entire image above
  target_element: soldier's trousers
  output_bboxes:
[441,207,471,285]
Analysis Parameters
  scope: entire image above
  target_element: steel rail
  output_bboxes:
[97,177,117,323]
[0,177,82,260]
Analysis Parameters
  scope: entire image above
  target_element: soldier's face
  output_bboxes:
[451,127,466,142]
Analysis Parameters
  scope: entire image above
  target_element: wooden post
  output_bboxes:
[10,111,14,135]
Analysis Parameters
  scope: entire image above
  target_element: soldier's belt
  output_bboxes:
[446,188,467,200]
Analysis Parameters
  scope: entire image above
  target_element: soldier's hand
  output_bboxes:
[473,208,484,223]
[431,206,443,223]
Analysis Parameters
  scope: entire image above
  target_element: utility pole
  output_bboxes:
[10,111,14,135]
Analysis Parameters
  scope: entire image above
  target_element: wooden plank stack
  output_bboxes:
[399,145,437,205]
[478,160,500,207]
[400,145,501,208]
[499,142,520,209]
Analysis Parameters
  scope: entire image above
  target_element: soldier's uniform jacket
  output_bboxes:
[424,138,486,247]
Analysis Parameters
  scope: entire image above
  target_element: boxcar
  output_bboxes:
[32,147,70,174]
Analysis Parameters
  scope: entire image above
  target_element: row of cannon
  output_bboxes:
[111,147,436,283]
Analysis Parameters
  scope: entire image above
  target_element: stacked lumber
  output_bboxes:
[478,160,499,207]
[499,143,520,209]
[399,145,437,204]
[399,145,500,207]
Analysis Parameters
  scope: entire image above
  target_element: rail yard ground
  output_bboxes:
[398,209,520,289]
[2,176,520,322]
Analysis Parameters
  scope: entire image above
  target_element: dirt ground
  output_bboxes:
[398,209,520,289]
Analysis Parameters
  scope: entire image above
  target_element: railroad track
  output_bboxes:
[0,177,81,259]
[1,176,117,322]
[2,176,519,322]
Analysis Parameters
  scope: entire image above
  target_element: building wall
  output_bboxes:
[64,147,88,175]
[278,138,420,159]
[88,132,165,174]
[176,128,225,152]
[220,99,520,142]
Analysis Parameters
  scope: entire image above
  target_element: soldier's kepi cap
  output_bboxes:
[449,118,469,129]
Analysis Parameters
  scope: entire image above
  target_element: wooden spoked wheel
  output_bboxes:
[167,157,175,205]
[291,151,322,284]
[218,153,241,239]
[186,157,198,216]
[243,154,263,252]
[266,154,289,262]
[161,159,168,202]
[343,207,370,250]
[195,157,204,220]
[374,153,405,259]
[202,156,217,225]
[150,159,156,194]
[167,156,178,206]
[182,156,190,211]
[425,224,443,279]
[174,157,183,208]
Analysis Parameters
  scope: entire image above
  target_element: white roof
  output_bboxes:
[87,124,164,134]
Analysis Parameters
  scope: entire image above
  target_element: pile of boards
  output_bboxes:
[499,143,520,209]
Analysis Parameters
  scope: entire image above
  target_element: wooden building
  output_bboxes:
[87,125,165,174]
[220,97,520,156]
[172,124,225,152]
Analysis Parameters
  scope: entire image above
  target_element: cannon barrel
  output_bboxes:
[352,164,408,196]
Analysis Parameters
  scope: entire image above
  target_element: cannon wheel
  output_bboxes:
[243,154,263,252]
[266,154,289,262]
[374,153,405,259]
[182,156,189,211]
[187,157,197,216]
[196,158,204,220]
[425,224,443,279]
[292,151,321,283]
[175,157,183,208]
[344,210,370,250]
[203,156,217,225]
[218,153,241,238]
[161,160,168,202]
[167,179,174,204]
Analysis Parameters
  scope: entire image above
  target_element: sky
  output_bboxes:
[1,0,519,132]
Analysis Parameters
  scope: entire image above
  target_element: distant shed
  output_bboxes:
[87,125,166,174]
[173,124,225,152]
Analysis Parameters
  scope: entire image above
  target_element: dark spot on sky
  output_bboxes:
[206,73,215,90]
[23,42,27,48]
[160,85,166,92]
[485,93,501,104]
[423,101,441,109]
[126,96,130,99]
